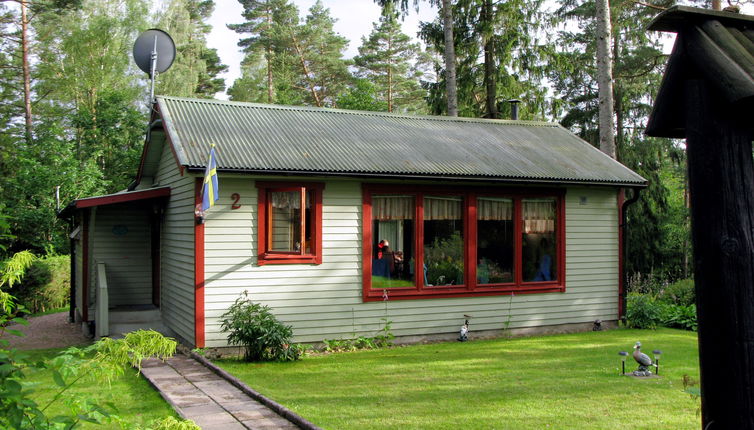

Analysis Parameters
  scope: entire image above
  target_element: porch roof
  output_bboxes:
[58,187,171,219]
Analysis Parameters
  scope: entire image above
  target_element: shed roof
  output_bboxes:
[151,96,645,186]
[646,6,754,137]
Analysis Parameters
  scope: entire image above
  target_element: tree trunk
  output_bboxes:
[483,0,497,119]
[686,79,754,429]
[291,34,322,107]
[266,12,274,103]
[387,35,393,112]
[595,0,615,158]
[21,0,32,144]
[441,0,457,117]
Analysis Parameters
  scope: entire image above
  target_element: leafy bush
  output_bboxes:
[15,255,70,314]
[660,303,698,331]
[220,291,302,362]
[659,278,695,307]
[625,293,663,329]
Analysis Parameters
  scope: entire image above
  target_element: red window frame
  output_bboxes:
[362,184,566,301]
[256,181,324,265]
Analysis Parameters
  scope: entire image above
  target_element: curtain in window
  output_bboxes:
[477,198,513,221]
[424,196,462,220]
[523,199,555,233]
[271,191,311,209]
[373,195,414,220]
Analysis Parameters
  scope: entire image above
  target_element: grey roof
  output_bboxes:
[155,96,646,186]
[647,6,754,137]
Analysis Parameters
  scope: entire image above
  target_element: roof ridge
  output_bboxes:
[156,95,558,128]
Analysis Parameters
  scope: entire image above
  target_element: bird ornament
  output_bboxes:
[632,341,657,376]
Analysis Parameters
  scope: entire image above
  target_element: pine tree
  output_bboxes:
[419,0,553,119]
[353,2,427,113]
[156,0,228,98]
[228,0,298,103]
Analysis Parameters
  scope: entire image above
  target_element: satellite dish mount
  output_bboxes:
[133,29,176,104]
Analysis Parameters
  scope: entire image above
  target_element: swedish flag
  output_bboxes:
[201,145,219,211]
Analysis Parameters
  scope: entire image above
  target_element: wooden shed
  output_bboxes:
[63,96,646,347]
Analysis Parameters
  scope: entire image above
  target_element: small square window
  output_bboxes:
[256,182,324,265]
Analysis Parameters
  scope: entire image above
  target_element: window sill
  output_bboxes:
[364,283,564,302]
[257,254,321,266]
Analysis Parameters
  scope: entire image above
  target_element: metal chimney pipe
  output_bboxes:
[508,99,521,120]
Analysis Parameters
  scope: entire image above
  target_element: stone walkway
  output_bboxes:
[141,354,302,430]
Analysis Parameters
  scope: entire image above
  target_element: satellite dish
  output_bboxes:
[133,29,176,76]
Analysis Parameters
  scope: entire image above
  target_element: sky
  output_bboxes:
[206,0,438,99]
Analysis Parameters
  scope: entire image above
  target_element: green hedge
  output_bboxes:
[16,255,70,314]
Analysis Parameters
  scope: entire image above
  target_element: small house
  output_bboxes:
[61,96,646,348]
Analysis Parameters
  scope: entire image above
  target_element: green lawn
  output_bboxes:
[21,348,179,429]
[216,328,700,430]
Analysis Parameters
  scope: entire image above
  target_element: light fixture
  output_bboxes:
[195,203,205,225]
[618,351,628,375]
[653,350,662,375]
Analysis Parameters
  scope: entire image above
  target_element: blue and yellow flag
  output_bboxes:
[201,145,219,211]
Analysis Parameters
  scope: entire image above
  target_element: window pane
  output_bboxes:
[424,196,464,286]
[477,198,514,284]
[270,191,302,253]
[371,195,415,288]
[522,198,557,282]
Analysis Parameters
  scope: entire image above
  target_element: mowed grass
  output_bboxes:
[217,328,700,430]
[20,348,179,428]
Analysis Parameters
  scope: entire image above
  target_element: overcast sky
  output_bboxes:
[206,0,438,99]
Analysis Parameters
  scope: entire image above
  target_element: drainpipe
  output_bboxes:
[619,187,641,321]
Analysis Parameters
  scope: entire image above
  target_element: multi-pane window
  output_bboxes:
[257,182,324,265]
[363,185,564,301]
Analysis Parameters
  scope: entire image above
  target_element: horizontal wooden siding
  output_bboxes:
[202,179,619,346]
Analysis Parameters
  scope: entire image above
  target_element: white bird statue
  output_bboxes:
[632,341,657,374]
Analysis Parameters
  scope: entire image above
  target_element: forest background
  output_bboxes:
[0,0,727,286]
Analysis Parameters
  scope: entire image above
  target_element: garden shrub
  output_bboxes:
[660,303,698,331]
[659,278,695,306]
[625,292,663,329]
[15,255,70,314]
[220,291,302,362]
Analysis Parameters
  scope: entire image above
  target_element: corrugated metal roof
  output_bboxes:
[156,96,646,186]
[647,6,754,137]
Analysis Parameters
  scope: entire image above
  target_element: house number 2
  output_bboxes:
[231,193,241,210]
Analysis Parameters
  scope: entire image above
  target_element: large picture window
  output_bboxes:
[257,182,324,265]
[362,185,565,301]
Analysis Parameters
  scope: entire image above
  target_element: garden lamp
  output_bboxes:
[619,351,628,375]
[653,350,662,375]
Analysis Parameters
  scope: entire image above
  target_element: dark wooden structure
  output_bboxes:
[647,6,754,428]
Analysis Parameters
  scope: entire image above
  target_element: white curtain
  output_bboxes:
[523,199,555,233]
[271,190,310,209]
[373,195,414,220]
[424,196,463,220]
[477,197,512,221]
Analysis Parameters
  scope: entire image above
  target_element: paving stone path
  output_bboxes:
[141,355,301,430]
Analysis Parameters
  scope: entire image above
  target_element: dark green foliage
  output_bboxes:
[220,291,302,362]
[336,79,388,112]
[625,292,662,329]
[660,303,697,332]
[659,278,695,307]
[15,255,70,314]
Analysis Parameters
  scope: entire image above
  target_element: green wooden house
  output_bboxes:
[61,96,646,348]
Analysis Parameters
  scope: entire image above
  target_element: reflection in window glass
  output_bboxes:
[371,195,415,288]
[424,196,464,286]
[477,198,514,284]
[270,190,312,254]
[522,198,557,282]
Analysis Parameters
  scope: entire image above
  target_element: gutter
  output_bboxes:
[619,187,642,321]
[184,166,648,188]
